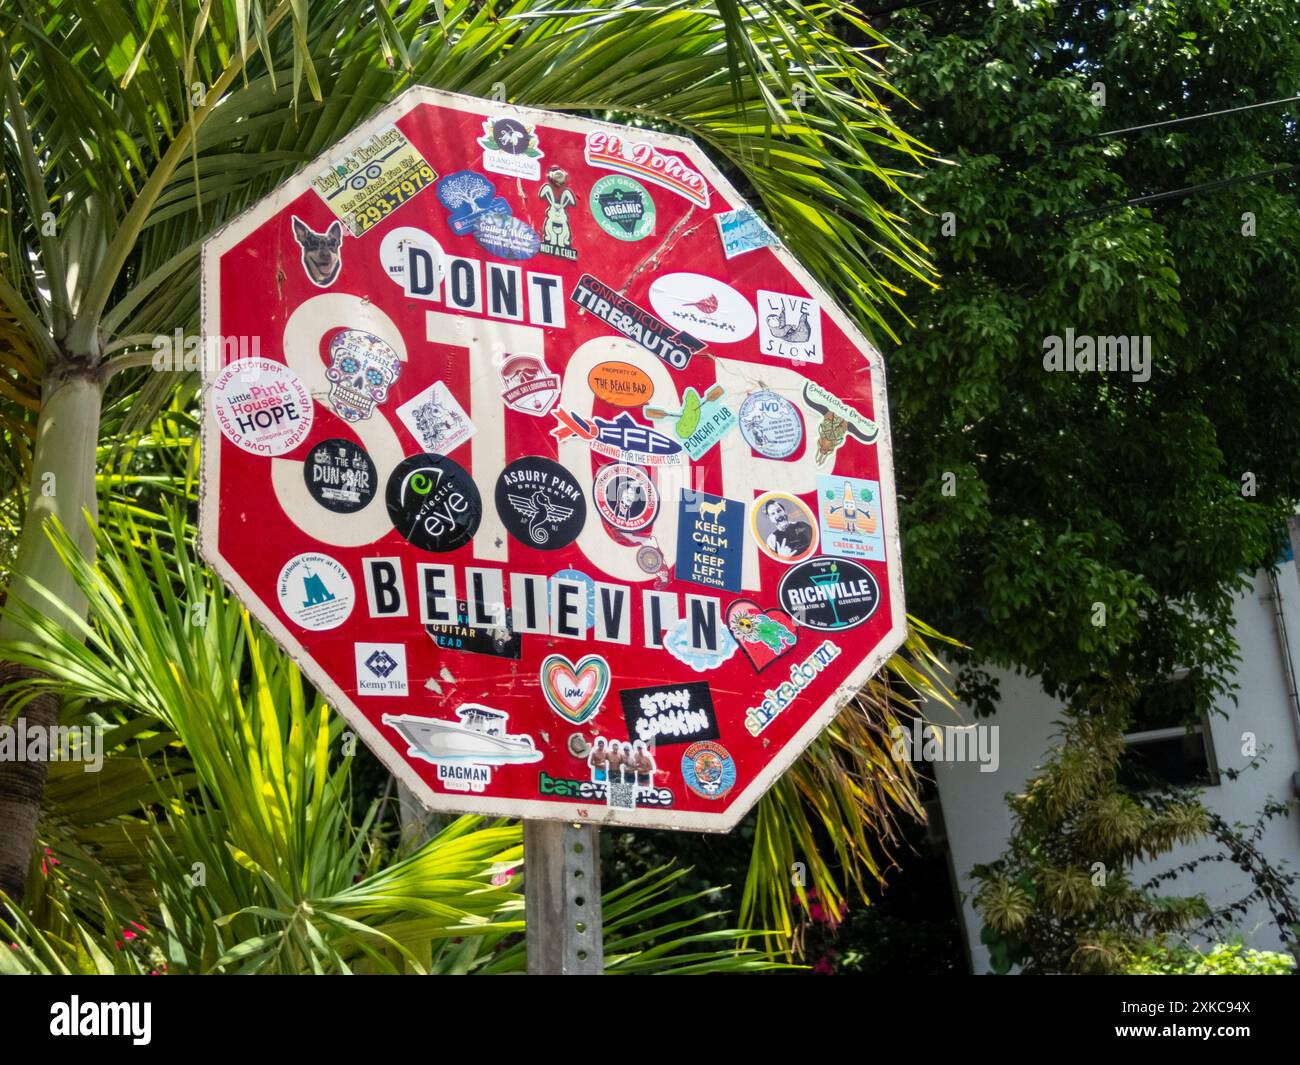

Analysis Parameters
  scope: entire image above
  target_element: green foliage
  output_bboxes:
[1122,940,1296,975]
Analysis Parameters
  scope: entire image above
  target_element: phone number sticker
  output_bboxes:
[312,125,438,237]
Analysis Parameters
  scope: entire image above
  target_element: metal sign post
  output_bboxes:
[524,820,603,974]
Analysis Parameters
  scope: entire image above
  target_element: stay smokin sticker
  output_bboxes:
[620,681,720,747]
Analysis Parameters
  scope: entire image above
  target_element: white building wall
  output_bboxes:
[932,557,1300,973]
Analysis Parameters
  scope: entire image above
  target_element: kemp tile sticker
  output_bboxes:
[324,330,402,423]
[570,274,704,371]
[276,552,355,631]
[816,475,885,561]
[777,557,881,632]
[647,273,757,344]
[738,390,803,460]
[715,207,778,259]
[643,385,736,460]
[750,491,818,564]
[304,438,377,514]
[311,124,437,237]
[355,642,409,697]
[590,175,655,241]
[211,358,313,457]
[478,115,544,179]
[495,457,587,550]
[396,380,475,455]
[757,289,823,363]
[620,681,720,747]
[675,490,744,592]
[385,453,482,552]
[681,741,737,800]
[584,130,710,208]
[803,382,880,467]
[291,216,344,287]
[425,599,523,660]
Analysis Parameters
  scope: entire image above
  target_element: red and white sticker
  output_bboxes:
[648,273,756,344]
[210,358,313,457]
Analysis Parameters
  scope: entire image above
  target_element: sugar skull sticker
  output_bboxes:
[324,330,401,422]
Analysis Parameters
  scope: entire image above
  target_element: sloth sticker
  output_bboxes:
[386,453,481,552]
[495,457,586,550]
[303,438,377,514]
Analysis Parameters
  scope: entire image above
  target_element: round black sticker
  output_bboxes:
[303,438,377,514]
[777,556,881,632]
[386,453,482,552]
[494,457,586,550]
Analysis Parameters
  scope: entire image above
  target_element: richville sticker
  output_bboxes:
[395,380,475,455]
[590,175,655,241]
[620,681,720,747]
[675,490,744,593]
[757,290,823,363]
[777,557,881,632]
[478,116,544,180]
[383,705,541,793]
[715,207,778,259]
[540,653,610,725]
[569,274,704,371]
[803,382,880,466]
[647,273,757,344]
[303,438,377,514]
[537,167,578,261]
[643,384,736,460]
[425,599,523,660]
[276,552,355,631]
[379,226,443,298]
[738,390,803,460]
[473,211,541,261]
[211,358,314,457]
[681,740,737,800]
[495,456,587,549]
[817,475,885,561]
[311,124,437,237]
[385,453,482,553]
[436,170,511,235]
[592,463,658,533]
[354,642,409,697]
[588,361,654,407]
[588,736,659,810]
[497,352,560,417]
[725,599,798,673]
[550,408,686,467]
[584,130,710,209]
[324,330,401,423]
[663,616,738,673]
[290,216,344,287]
[744,639,842,735]
[750,491,818,565]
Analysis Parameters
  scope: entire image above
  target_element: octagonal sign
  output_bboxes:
[199,88,905,831]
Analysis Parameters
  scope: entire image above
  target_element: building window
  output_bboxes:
[1118,676,1220,790]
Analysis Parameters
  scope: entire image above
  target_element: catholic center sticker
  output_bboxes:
[386,453,482,552]
[590,175,655,240]
[495,457,587,549]
[303,438,377,514]
[211,358,313,457]
[593,463,658,533]
[276,552,355,631]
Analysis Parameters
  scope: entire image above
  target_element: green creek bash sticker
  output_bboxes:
[590,175,656,241]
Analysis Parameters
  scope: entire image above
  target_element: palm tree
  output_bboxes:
[0,0,934,904]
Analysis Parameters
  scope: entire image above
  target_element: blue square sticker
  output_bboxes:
[675,490,744,592]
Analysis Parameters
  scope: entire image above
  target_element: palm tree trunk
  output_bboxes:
[0,368,101,902]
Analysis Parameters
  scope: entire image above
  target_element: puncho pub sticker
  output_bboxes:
[312,125,436,237]
[211,359,313,457]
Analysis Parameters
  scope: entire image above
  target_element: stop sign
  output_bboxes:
[200,88,904,830]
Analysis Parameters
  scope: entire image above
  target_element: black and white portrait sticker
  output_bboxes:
[386,453,482,552]
[495,457,586,549]
[303,438,377,513]
[592,463,658,533]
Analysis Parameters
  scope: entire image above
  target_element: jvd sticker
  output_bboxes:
[570,274,704,370]
[738,390,803,460]
[386,453,482,553]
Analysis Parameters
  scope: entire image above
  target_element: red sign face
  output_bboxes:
[200,89,905,830]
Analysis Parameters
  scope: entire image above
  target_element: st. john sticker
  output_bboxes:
[675,490,743,592]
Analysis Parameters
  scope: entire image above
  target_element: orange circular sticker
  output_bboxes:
[588,361,653,408]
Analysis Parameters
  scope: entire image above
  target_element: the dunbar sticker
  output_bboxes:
[817,475,885,561]
[758,290,823,363]
[777,557,881,632]
[584,131,710,209]
[570,274,704,370]
[592,463,658,533]
[276,552,355,631]
[324,330,401,423]
[386,453,481,553]
[675,490,744,592]
[396,380,475,455]
[681,741,737,800]
[590,175,655,241]
[479,116,544,180]
[291,216,344,287]
[648,274,756,344]
[311,124,436,237]
[738,390,803,460]
[540,653,610,725]
[495,457,586,549]
[620,681,719,747]
[211,359,313,457]
[803,382,880,466]
[304,438,376,514]
[498,352,560,417]
[750,491,818,565]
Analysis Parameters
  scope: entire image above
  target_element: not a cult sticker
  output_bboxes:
[211,359,313,457]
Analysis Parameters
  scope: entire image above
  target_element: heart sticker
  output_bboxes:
[540,654,610,724]
[725,600,799,673]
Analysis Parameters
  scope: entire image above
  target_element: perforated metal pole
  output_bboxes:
[524,820,604,974]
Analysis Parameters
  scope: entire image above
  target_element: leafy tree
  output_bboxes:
[884,0,1300,709]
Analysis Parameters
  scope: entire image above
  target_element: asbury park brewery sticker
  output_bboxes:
[200,88,905,831]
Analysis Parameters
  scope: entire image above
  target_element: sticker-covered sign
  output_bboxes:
[201,89,904,832]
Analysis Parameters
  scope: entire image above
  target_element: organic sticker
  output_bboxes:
[379,226,443,298]
[750,491,819,564]
[738,390,803,460]
[590,175,656,241]
[592,463,658,533]
[537,166,578,261]
[643,385,736,460]
[276,552,355,631]
[540,653,610,725]
[498,352,561,417]
[803,382,880,467]
[291,216,344,287]
[385,453,482,553]
[211,358,314,457]
[395,380,475,455]
[725,599,799,673]
[354,642,409,697]
[816,474,885,561]
[714,207,777,259]
[585,131,710,208]
[757,289,823,363]
[620,681,720,747]
[311,124,437,237]
[647,273,756,344]
[478,116,544,180]
[324,330,401,423]
[681,741,737,800]
[570,274,704,371]
[588,361,654,408]
[303,438,377,514]
[776,557,881,632]
[495,457,587,549]
[675,490,744,592]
